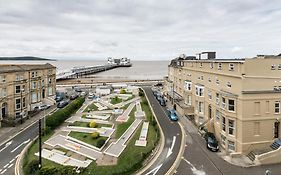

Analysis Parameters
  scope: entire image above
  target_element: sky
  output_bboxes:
[0,0,281,60]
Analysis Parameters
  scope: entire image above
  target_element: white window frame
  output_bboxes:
[228,140,235,151]
[228,119,235,135]
[208,90,212,100]
[275,101,280,114]
[278,64,281,70]
[15,98,21,110]
[271,64,276,70]
[216,93,220,105]
[198,101,204,114]
[222,116,226,132]
[185,81,192,91]
[221,134,226,146]
[195,85,204,97]
[221,97,226,109]
[15,85,21,94]
[228,99,235,112]
[32,82,36,89]
[216,110,220,122]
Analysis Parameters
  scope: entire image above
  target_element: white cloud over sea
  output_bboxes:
[0,0,281,60]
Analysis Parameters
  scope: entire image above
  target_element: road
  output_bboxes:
[143,87,183,175]
[176,115,281,175]
[0,107,55,175]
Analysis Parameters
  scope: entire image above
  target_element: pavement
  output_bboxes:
[0,106,56,175]
[175,113,281,175]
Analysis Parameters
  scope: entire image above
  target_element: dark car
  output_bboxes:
[55,96,63,102]
[57,100,69,108]
[70,94,78,100]
[158,98,166,106]
[167,109,178,121]
[205,132,219,152]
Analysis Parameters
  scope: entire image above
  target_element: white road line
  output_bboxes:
[7,163,13,169]
[0,141,13,153]
[183,158,206,175]
[0,169,2,173]
[9,158,15,164]
[0,169,6,174]
[15,154,20,158]
[166,136,176,158]
[3,164,9,169]
[145,163,163,175]
[11,139,30,153]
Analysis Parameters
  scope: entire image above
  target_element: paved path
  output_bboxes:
[62,126,115,137]
[115,97,140,108]
[35,149,92,167]
[116,102,136,122]
[66,115,111,124]
[135,122,149,147]
[104,119,142,157]
[84,114,110,120]
[45,134,102,160]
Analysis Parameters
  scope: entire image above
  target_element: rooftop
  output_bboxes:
[0,63,56,73]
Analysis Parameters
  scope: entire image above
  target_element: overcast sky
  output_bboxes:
[0,0,280,60]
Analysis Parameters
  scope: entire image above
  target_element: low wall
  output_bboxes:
[256,147,281,165]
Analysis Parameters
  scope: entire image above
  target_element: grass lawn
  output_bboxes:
[83,103,98,112]
[111,97,123,104]
[115,107,136,139]
[69,121,112,128]
[68,131,107,148]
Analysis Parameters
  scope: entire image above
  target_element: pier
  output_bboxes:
[57,58,132,80]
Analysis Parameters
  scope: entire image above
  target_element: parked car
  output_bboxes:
[57,100,69,108]
[70,94,78,100]
[34,104,51,111]
[205,132,219,152]
[167,109,178,121]
[158,98,166,106]
[55,96,63,102]
[74,87,82,92]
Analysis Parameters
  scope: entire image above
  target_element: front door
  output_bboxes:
[1,103,6,118]
[274,121,280,138]
[42,89,45,99]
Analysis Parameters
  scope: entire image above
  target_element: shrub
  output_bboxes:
[91,132,100,139]
[89,121,96,128]
[97,138,106,148]
[27,159,39,174]
[120,89,126,94]
[39,166,59,175]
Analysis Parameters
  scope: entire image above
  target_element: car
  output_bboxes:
[168,109,178,121]
[158,98,166,106]
[74,87,82,92]
[205,132,219,152]
[34,104,51,111]
[57,100,69,108]
[70,94,78,100]
[55,96,63,102]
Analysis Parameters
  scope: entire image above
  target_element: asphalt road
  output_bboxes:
[143,87,183,175]
[176,115,281,175]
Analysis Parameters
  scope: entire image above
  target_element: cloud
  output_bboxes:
[0,0,280,60]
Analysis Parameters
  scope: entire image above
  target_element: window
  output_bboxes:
[208,78,211,83]
[279,64,281,70]
[185,81,192,91]
[186,95,192,105]
[16,74,21,81]
[216,78,220,85]
[198,102,204,114]
[200,63,203,67]
[201,76,203,80]
[31,92,37,103]
[2,88,7,97]
[31,72,35,78]
[275,101,280,114]
[228,140,235,151]
[198,116,204,125]
[210,63,214,69]
[48,87,53,95]
[229,63,234,71]
[271,64,276,70]
[228,99,235,111]
[218,63,222,70]
[15,98,21,110]
[49,78,52,84]
[22,97,26,108]
[208,90,212,100]
[15,85,21,93]
[0,75,6,83]
[254,102,260,115]
[42,80,45,87]
[222,116,226,131]
[32,82,36,89]
[221,134,226,146]
[221,97,226,109]
[216,93,220,105]
[216,110,220,122]
[254,122,260,135]
[22,85,25,92]
[227,82,232,88]
[228,119,235,135]
[195,86,204,97]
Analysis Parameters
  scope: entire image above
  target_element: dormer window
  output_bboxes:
[278,64,281,70]
[218,63,222,70]
[210,63,214,69]
[271,64,276,70]
[227,82,232,88]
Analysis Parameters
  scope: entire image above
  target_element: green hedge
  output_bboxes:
[46,97,85,130]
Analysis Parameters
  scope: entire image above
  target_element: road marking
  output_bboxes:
[166,136,176,158]
[9,158,15,164]
[7,164,13,169]
[11,139,30,153]
[145,163,163,175]
[182,158,206,175]
[0,141,13,153]
[0,169,6,174]
[15,154,20,159]
[3,164,9,169]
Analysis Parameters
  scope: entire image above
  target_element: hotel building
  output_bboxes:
[165,52,281,164]
[0,63,56,127]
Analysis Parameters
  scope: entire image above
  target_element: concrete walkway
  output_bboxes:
[35,149,92,167]
[135,122,149,147]
[85,114,110,120]
[116,102,135,122]
[45,134,102,160]
[62,126,115,137]
[104,119,142,157]
[66,114,111,124]
[115,97,140,108]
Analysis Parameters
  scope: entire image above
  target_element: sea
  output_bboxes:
[0,60,170,80]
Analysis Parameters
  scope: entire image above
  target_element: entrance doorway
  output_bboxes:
[274,121,280,138]
[42,89,45,99]
[1,103,7,118]
[208,105,212,119]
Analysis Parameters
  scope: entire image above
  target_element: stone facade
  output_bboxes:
[0,63,56,127]
[165,53,281,156]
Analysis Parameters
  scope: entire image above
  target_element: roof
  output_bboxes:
[0,63,56,73]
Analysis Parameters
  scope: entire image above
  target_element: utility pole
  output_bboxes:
[38,119,42,169]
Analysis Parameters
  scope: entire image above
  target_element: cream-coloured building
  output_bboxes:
[165,52,281,164]
[0,63,56,127]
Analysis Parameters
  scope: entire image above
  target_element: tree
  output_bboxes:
[89,121,96,128]
[91,132,100,139]
[97,138,106,148]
